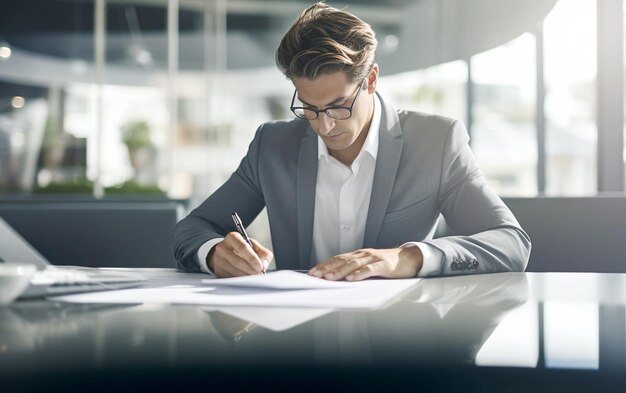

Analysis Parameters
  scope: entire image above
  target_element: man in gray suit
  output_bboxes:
[174,2,531,280]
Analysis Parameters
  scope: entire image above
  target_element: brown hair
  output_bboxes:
[275,2,378,83]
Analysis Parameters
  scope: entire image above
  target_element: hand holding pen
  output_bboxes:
[206,213,274,277]
[231,212,266,274]
[205,212,273,278]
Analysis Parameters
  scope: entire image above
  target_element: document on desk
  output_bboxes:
[51,271,420,310]
[201,270,355,289]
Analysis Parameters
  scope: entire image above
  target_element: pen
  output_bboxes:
[231,212,265,274]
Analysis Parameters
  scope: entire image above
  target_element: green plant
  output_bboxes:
[35,179,166,196]
[105,180,166,195]
[121,120,151,151]
[35,179,93,194]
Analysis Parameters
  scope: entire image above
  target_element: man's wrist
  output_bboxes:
[401,242,444,277]
[207,245,217,272]
[197,237,224,274]
[399,245,423,277]
[411,246,424,275]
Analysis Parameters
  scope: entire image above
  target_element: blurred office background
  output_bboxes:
[0,1,624,217]
[0,1,623,374]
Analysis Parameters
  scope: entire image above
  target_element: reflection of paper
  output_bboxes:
[205,306,332,331]
[52,275,420,310]
[202,271,353,290]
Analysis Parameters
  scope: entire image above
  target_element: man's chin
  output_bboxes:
[322,133,349,149]
[325,141,351,152]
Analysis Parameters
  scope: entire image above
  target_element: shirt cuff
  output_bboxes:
[401,242,443,277]
[197,238,224,275]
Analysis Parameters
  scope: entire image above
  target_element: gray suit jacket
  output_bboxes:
[174,94,531,275]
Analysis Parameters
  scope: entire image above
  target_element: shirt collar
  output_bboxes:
[318,93,381,162]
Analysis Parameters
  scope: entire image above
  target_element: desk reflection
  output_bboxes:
[5,272,626,376]
[0,302,138,354]
[204,273,529,366]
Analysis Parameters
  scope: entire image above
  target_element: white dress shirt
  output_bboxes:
[310,96,380,263]
[311,94,442,276]
[198,94,442,276]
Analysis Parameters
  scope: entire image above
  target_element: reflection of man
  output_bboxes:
[174,2,531,280]
[365,273,530,366]
[204,274,530,367]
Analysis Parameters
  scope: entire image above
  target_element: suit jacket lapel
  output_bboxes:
[297,127,318,267]
[363,95,404,248]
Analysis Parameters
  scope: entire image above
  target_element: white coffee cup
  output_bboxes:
[0,263,37,304]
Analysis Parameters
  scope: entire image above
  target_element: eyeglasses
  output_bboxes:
[290,78,365,121]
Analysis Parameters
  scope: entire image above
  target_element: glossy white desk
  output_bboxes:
[1,270,625,392]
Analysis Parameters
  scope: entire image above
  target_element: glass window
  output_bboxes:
[543,0,597,195]
[170,3,293,203]
[0,1,95,195]
[0,1,605,199]
[623,2,626,189]
[471,33,537,196]
[379,60,467,123]
[96,3,169,196]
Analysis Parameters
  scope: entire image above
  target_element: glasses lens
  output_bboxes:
[293,108,318,120]
[326,108,351,120]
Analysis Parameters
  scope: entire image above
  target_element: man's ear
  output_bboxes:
[367,63,379,93]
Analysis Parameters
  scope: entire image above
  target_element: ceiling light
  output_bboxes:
[0,43,11,60]
[11,96,25,109]
[127,44,153,67]
[383,34,399,54]
[71,59,88,74]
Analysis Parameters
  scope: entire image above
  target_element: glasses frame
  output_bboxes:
[290,78,366,121]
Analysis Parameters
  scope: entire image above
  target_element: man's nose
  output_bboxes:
[315,112,336,135]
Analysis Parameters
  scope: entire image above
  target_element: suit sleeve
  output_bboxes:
[173,124,267,272]
[422,120,531,274]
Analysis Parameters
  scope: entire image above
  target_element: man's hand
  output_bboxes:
[309,247,423,281]
[208,232,273,278]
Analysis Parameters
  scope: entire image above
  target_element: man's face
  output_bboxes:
[292,69,376,159]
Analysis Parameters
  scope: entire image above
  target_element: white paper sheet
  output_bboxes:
[201,270,353,289]
[51,271,420,310]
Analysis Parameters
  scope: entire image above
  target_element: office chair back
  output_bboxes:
[0,200,185,268]
[503,196,626,272]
